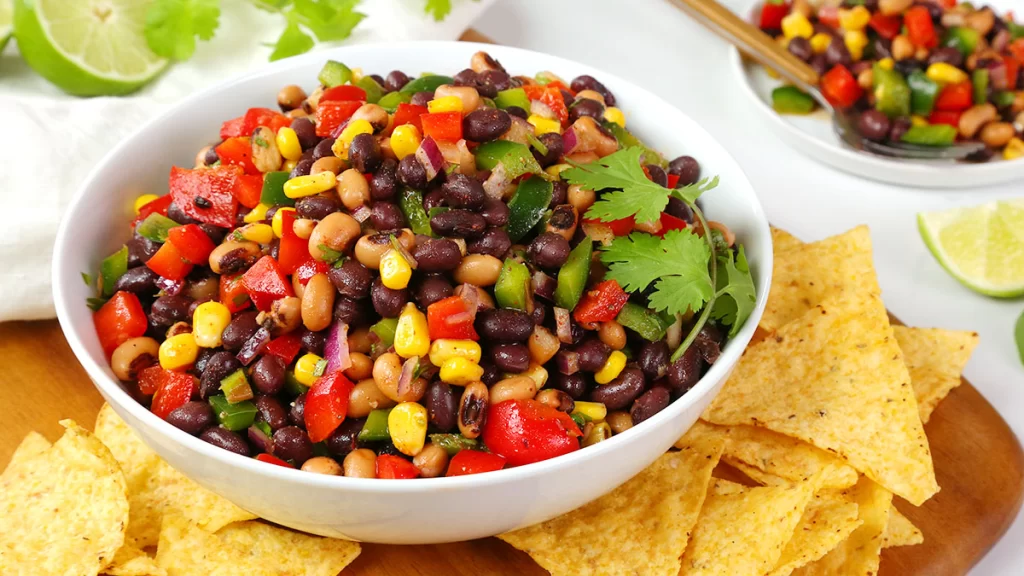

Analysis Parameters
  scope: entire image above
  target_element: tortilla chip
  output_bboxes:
[881,506,923,549]
[703,291,938,506]
[499,440,724,576]
[768,491,862,576]
[103,545,167,576]
[760,226,880,332]
[680,478,816,575]
[1,431,51,478]
[95,404,257,548]
[0,421,129,576]
[894,326,979,423]
[217,521,361,576]
[771,227,805,252]
[792,478,892,576]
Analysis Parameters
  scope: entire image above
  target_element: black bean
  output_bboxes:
[528,232,570,269]
[477,362,499,387]
[291,117,319,150]
[423,188,446,212]
[289,394,306,428]
[857,109,892,142]
[479,69,513,94]
[194,348,216,374]
[637,340,670,382]
[250,354,286,395]
[369,74,386,86]
[646,164,668,188]
[384,70,410,92]
[532,132,564,167]
[415,274,454,307]
[429,209,487,238]
[575,339,610,373]
[889,117,912,143]
[150,295,192,327]
[371,277,408,318]
[410,91,434,107]
[666,346,703,393]
[272,426,312,465]
[531,302,547,326]
[221,311,260,351]
[425,381,458,432]
[290,157,314,179]
[893,59,921,78]
[328,260,372,299]
[199,351,241,399]
[441,173,486,210]
[127,233,160,266]
[334,296,368,325]
[197,223,227,245]
[397,155,427,189]
[809,54,829,78]
[570,75,616,106]
[326,418,365,457]
[871,36,892,60]
[113,266,158,294]
[589,367,645,410]
[255,395,289,431]
[550,372,587,399]
[668,155,701,187]
[505,105,528,119]
[463,108,512,142]
[349,133,382,174]
[167,401,214,435]
[665,197,693,222]
[630,387,670,424]
[369,158,398,201]
[825,41,852,68]
[476,309,534,342]
[570,320,586,345]
[166,202,197,225]
[694,323,724,365]
[201,427,250,456]
[371,201,406,231]
[312,138,336,161]
[453,68,479,87]
[201,147,219,166]
[467,227,511,259]
[490,343,530,373]
[295,196,339,221]
[300,329,326,356]
[787,37,813,62]
[413,238,462,272]
[568,98,605,123]
[928,46,963,68]
[549,181,568,207]
[480,198,510,227]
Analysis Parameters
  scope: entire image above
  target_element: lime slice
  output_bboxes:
[0,0,12,52]
[918,200,1024,297]
[13,0,168,96]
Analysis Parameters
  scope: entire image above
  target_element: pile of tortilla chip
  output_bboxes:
[0,405,360,576]
[499,226,978,576]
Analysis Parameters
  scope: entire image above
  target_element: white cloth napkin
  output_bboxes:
[0,0,494,322]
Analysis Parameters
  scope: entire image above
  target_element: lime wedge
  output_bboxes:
[918,200,1024,298]
[13,0,168,96]
[0,0,12,52]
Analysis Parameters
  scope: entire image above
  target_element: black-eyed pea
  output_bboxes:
[351,103,389,132]
[598,321,627,350]
[453,254,502,286]
[251,126,283,172]
[338,168,371,210]
[308,212,361,261]
[606,411,634,434]
[110,337,160,381]
[310,156,345,176]
[412,443,449,478]
[958,104,998,139]
[301,456,343,475]
[348,326,372,355]
[458,382,489,439]
[489,376,538,404]
[208,241,261,274]
[979,122,1015,148]
[343,449,377,478]
[345,353,374,381]
[300,273,335,332]
[348,378,396,418]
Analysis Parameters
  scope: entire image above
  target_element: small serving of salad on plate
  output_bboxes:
[86,52,755,479]
[761,0,1024,162]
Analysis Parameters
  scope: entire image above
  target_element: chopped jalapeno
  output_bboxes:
[554,236,592,310]
[209,395,257,431]
[358,408,393,442]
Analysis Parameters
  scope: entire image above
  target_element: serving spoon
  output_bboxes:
[670,0,984,161]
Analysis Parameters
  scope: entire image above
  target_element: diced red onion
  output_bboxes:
[417,362,439,382]
[554,307,573,344]
[666,316,683,350]
[561,127,579,154]
[483,162,513,199]
[455,139,477,176]
[330,118,350,139]
[555,350,580,375]
[532,271,557,301]
[351,204,372,223]
[397,356,418,398]
[458,283,482,313]
[992,29,1011,52]
[248,425,273,453]
[986,60,1009,91]
[581,221,615,246]
[323,320,351,374]
[416,136,445,181]
[390,236,418,270]
[530,100,556,120]
[156,277,184,296]
[236,326,271,366]
[524,277,536,314]
[500,116,532,145]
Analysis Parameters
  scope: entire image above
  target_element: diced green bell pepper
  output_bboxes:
[570,412,590,430]
[494,258,531,311]
[506,176,554,243]
[399,189,433,236]
[1009,21,1024,41]
[99,245,128,298]
[370,317,399,354]
[994,90,1017,109]
[318,60,352,88]
[255,420,272,437]
[355,76,385,104]
[428,433,480,456]
[284,372,309,396]
[872,64,911,118]
[907,71,940,116]
[901,124,958,146]
[358,408,393,442]
[554,236,592,310]
[943,26,981,58]
[377,91,412,113]
[136,213,179,243]
[473,140,543,181]
[209,395,257,431]
[493,88,531,111]
[973,69,989,106]
[399,75,454,94]
[260,171,294,207]
[220,369,253,404]
[615,302,674,341]
[771,86,816,114]
[601,122,669,169]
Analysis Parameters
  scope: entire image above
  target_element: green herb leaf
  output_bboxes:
[1015,309,1024,367]
[269,17,315,62]
[252,0,292,11]
[710,246,756,337]
[526,132,549,156]
[81,272,93,287]
[424,0,452,21]
[253,135,269,147]
[292,0,365,43]
[599,229,714,317]
[144,0,221,61]
[313,358,328,377]
[671,175,720,205]
[86,297,109,312]
[317,243,343,263]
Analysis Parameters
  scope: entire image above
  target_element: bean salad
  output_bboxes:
[88,51,752,479]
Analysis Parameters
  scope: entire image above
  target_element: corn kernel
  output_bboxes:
[844,30,868,61]
[350,67,364,83]
[427,95,464,114]
[332,119,375,158]
[244,203,271,224]
[428,339,482,366]
[440,356,485,386]
[594,350,627,384]
[926,62,969,85]
[776,36,790,50]
[390,124,422,160]
[1004,138,1024,160]
[877,57,895,71]
[158,333,199,371]
[294,353,325,387]
[519,362,548,389]
[192,302,231,348]
[276,127,303,161]
[781,12,813,40]
[388,402,428,457]
[379,249,413,290]
[394,303,430,358]
[810,33,832,54]
[528,114,560,135]
[284,172,337,199]
[838,5,870,31]
[911,115,929,127]
[234,223,274,244]
[602,106,626,128]
[582,422,612,447]
[133,194,159,215]
[283,159,297,172]
[573,401,607,423]
[271,207,296,237]
[545,163,571,178]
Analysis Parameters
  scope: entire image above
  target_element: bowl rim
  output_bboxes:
[53,40,772,493]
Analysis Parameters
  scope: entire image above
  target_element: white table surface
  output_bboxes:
[478,0,1023,573]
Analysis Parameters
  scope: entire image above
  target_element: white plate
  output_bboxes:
[730,0,1024,189]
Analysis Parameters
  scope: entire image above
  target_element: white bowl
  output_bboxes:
[52,41,772,544]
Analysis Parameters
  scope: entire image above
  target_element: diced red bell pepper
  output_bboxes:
[545,80,574,96]
[220,115,246,140]
[294,258,330,286]
[446,450,507,476]
[265,332,304,365]
[427,295,479,340]
[320,85,367,103]
[666,174,680,189]
[242,255,294,312]
[391,103,428,133]
[524,86,569,125]
[167,224,216,265]
[235,173,264,209]
[1009,39,1024,64]
[277,210,311,275]
[376,454,420,479]
[821,64,863,108]
[94,291,148,357]
[938,0,955,7]
[145,241,193,281]
[935,82,973,111]
[869,13,902,40]
[316,101,363,137]
[1003,56,1020,91]
[817,5,839,29]
[481,400,582,467]
[656,212,689,237]
[169,165,240,228]
[137,365,165,395]
[151,370,197,419]
[905,6,938,49]
[256,453,295,467]
[759,1,790,30]
[584,215,634,237]
[215,137,259,175]
[573,280,630,324]
[304,372,354,443]
[420,112,463,142]
[220,272,251,313]
[133,194,172,226]
[243,107,291,135]
[928,110,962,128]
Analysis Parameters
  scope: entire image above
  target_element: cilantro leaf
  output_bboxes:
[269,16,315,61]
[567,147,668,224]
[292,0,365,42]
[600,229,714,317]
[145,0,221,61]
[425,0,453,21]
[252,0,292,11]
[1015,309,1024,367]
[710,246,756,337]
[672,175,720,205]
